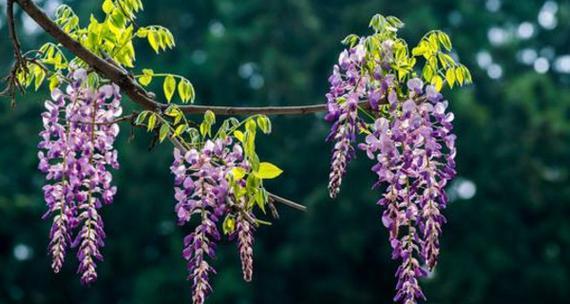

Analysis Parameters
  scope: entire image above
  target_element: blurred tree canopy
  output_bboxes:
[0,0,569,303]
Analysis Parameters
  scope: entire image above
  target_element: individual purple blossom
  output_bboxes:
[38,69,122,284]
[359,78,456,303]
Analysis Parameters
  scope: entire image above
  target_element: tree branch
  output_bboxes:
[12,0,377,116]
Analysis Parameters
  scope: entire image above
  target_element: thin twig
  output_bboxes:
[268,193,307,212]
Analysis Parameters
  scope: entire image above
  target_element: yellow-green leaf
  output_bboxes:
[438,32,452,51]
[159,123,169,142]
[431,75,443,92]
[231,167,247,180]
[455,67,465,85]
[177,79,194,103]
[49,75,59,91]
[174,124,187,136]
[222,215,236,235]
[234,130,245,142]
[34,67,46,91]
[147,113,157,131]
[138,75,151,86]
[163,75,176,102]
[148,31,160,53]
[445,68,456,88]
[422,65,434,82]
[255,162,283,179]
[102,0,114,14]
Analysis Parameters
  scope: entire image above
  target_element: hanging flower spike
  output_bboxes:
[172,137,252,304]
[38,69,121,284]
[235,205,255,282]
[417,85,456,271]
[326,42,367,198]
[39,69,121,282]
[39,87,75,273]
[359,77,458,303]
[72,78,122,285]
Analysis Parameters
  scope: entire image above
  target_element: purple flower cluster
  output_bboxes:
[325,42,367,198]
[38,69,122,284]
[359,79,456,303]
[171,138,255,304]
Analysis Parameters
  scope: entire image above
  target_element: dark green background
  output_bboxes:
[1,0,569,303]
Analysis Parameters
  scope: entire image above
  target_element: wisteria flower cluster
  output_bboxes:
[325,14,470,304]
[170,129,269,304]
[38,69,122,284]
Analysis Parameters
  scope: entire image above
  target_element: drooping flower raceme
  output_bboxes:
[235,200,255,282]
[325,42,367,198]
[171,138,255,304]
[38,69,122,284]
[359,79,456,303]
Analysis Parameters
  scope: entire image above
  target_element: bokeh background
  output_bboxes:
[1,0,570,303]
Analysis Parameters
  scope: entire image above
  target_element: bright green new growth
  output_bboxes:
[344,14,472,94]
[16,0,193,104]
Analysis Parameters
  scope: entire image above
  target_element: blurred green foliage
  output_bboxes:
[1,0,569,303]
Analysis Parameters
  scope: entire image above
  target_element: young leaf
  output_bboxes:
[177,79,195,103]
[455,67,465,85]
[163,75,176,102]
[256,115,272,134]
[174,124,187,136]
[445,68,456,87]
[231,167,247,180]
[234,130,245,142]
[135,111,149,125]
[222,215,236,235]
[255,162,283,179]
[431,75,444,92]
[102,0,114,14]
[34,67,46,91]
[438,32,452,51]
[148,31,160,53]
[159,123,170,142]
[147,113,157,131]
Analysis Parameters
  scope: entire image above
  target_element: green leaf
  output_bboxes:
[455,67,465,85]
[234,130,245,142]
[422,65,434,82]
[177,79,195,103]
[148,31,160,53]
[461,65,473,83]
[446,68,456,87]
[138,75,152,86]
[222,215,236,235]
[163,75,176,102]
[255,162,283,179]
[159,123,170,142]
[174,124,187,136]
[256,115,272,134]
[231,167,247,180]
[204,110,216,124]
[135,111,149,125]
[102,0,114,14]
[34,67,46,91]
[341,34,359,47]
[438,32,452,51]
[386,16,404,28]
[431,75,443,92]
[147,113,157,131]
[49,75,59,91]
